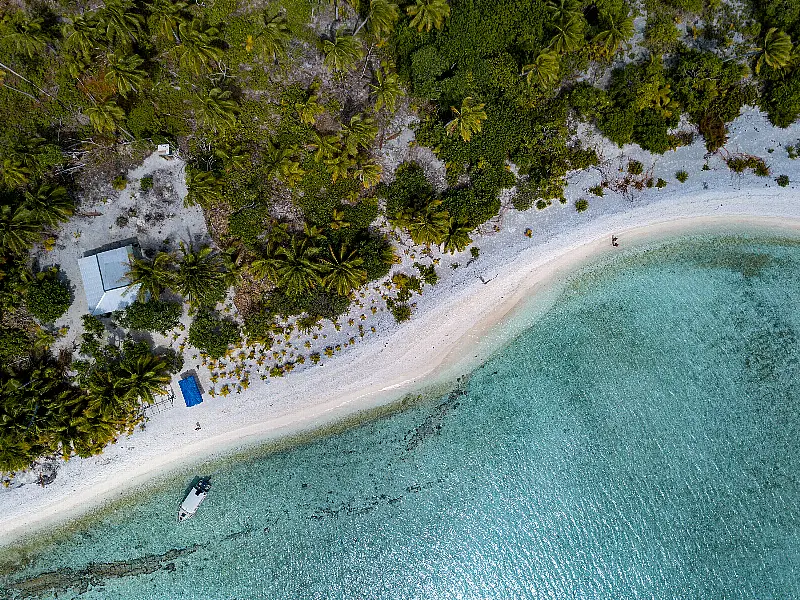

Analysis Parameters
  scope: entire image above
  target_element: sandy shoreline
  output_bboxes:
[2,206,799,549]
[2,107,800,550]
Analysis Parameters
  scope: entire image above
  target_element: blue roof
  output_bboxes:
[179,376,203,407]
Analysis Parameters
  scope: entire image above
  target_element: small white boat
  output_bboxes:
[178,478,211,522]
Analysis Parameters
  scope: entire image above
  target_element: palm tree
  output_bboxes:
[355,160,382,188]
[96,0,144,49]
[548,16,585,54]
[23,184,74,227]
[62,14,100,60]
[355,0,400,39]
[2,11,48,59]
[321,33,364,72]
[546,0,582,25]
[125,251,175,301]
[446,97,488,142]
[593,12,634,56]
[86,100,126,135]
[194,87,239,132]
[319,245,367,296]
[173,19,223,75]
[523,50,560,88]
[119,354,171,405]
[755,28,793,74]
[441,218,472,253]
[105,52,147,97]
[254,11,291,63]
[294,84,325,125]
[148,0,189,42]
[370,66,403,113]
[1,156,33,188]
[342,114,378,156]
[0,205,40,254]
[406,0,451,32]
[185,169,222,207]
[405,200,450,246]
[276,237,323,296]
[175,243,227,307]
[249,240,282,283]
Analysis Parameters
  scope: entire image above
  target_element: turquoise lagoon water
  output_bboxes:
[2,231,800,599]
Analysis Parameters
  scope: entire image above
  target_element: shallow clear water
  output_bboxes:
[2,232,800,599]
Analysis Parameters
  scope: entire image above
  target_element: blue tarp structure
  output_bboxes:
[179,376,203,407]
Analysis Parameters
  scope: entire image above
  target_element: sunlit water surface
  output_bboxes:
[2,232,799,599]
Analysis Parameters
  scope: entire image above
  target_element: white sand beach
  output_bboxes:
[2,107,800,547]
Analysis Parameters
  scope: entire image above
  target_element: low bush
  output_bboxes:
[188,311,241,358]
[575,199,589,212]
[140,176,154,191]
[627,160,644,175]
[0,328,29,362]
[777,175,790,187]
[389,302,412,323]
[26,270,71,323]
[81,314,105,336]
[112,174,128,191]
[119,300,182,334]
[676,170,689,182]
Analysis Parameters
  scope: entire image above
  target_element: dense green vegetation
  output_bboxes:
[1,0,800,473]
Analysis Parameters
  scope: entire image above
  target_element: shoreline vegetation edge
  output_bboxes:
[1,197,800,550]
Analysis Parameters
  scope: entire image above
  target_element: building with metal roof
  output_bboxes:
[77,244,140,315]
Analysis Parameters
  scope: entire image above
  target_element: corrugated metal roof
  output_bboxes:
[78,255,105,314]
[79,245,139,315]
[98,246,132,289]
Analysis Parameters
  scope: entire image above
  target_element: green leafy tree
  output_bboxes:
[342,114,378,156]
[2,11,49,59]
[172,19,223,75]
[276,237,323,296]
[319,245,368,296]
[294,84,325,125]
[194,87,239,132]
[549,16,585,54]
[125,252,175,301]
[148,0,189,42]
[593,12,634,56]
[254,11,291,63]
[355,0,401,38]
[370,66,403,112]
[105,52,147,97]
[185,169,222,207]
[406,0,451,32]
[321,33,364,72]
[441,218,472,253]
[755,28,793,75]
[23,183,74,227]
[523,50,560,88]
[175,243,227,308]
[96,0,144,49]
[0,205,39,254]
[86,100,126,135]
[446,97,488,142]
[62,14,100,61]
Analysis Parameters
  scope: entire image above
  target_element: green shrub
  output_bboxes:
[726,156,770,176]
[627,160,644,175]
[389,302,412,323]
[81,314,105,336]
[676,170,689,182]
[140,176,154,191]
[644,11,680,54]
[656,178,667,188]
[119,300,182,334]
[470,247,480,259]
[589,185,604,197]
[575,199,589,212]
[112,174,128,191]
[414,263,439,286]
[188,311,241,359]
[243,309,275,345]
[777,174,790,187]
[26,270,71,323]
[0,328,29,362]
